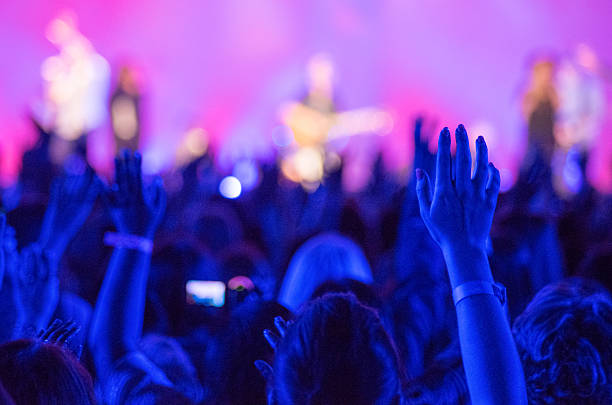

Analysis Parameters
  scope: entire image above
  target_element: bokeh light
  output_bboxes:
[219,175,242,199]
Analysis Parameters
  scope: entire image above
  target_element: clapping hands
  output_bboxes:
[104,151,166,238]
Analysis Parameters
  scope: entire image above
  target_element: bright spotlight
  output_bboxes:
[219,176,242,199]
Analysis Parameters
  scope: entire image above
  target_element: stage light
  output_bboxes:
[175,127,209,167]
[271,125,294,148]
[219,176,242,199]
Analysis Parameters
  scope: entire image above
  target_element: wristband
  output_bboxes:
[452,280,506,307]
[104,232,153,253]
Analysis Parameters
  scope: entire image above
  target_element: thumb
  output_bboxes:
[254,360,274,384]
[415,168,432,220]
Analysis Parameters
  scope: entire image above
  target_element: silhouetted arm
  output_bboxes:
[89,151,167,379]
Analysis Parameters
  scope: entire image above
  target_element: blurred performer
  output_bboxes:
[41,12,110,165]
[279,54,392,190]
[553,45,606,195]
[110,67,141,152]
[522,59,559,165]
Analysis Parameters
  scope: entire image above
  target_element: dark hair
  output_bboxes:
[0,381,15,405]
[210,297,291,404]
[403,341,469,405]
[273,293,403,405]
[512,278,612,404]
[139,334,204,403]
[0,339,96,405]
[312,278,380,310]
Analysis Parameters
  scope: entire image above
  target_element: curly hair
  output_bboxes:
[512,278,612,404]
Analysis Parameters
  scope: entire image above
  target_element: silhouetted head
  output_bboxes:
[278,233,373,312]
[210,297,291,405]
[0,381,15,405]
[513,278,612,404]
[140,334,204,403]
[272,293,403,405]
[312,278,380,309]
[0,339,95,405]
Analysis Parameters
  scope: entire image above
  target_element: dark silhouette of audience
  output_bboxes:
[0,106,611,405]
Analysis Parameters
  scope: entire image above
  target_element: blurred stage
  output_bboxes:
[1,0,611,191]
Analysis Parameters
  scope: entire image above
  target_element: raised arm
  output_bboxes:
[88,151,166,377]
[415,125,527,404]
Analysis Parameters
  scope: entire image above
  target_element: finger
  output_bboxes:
[115,153,129,196]
[40,319,61,340]
[56,321,80,344]
[485,163,501,209]
[0,214,6,241]
[133,152,143,199]
[41,319,63,341]
[126,152,139,198]
[435,127,452,190]
[274,316,288,338]
[263,329,281,351]
[415,168,433,220]
[472,136,488,194]
[454,124,471,195]
[81,167,97,200]
[254,360,274,384]
[414,117,423,145]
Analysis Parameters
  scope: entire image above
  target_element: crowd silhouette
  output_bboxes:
[0,106,610,405]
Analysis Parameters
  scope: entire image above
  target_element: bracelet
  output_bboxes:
[452,280,506,307]
[104,232,153,253]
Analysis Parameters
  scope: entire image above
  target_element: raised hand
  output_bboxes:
[416,125,500,257]
[0,215,5,290]
[8,244,60,338]
[38,166,100,257]
[254,316,291,405]
[38,319,83,358]
[104,150,166,238]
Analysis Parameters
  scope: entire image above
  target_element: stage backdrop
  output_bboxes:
[1,0,611,190]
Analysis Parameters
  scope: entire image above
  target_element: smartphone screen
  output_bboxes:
[186,280,226,307]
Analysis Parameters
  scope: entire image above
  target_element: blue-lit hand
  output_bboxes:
[254,316,291,405]
[0,215,6,290]
[104,150,166,239]
[416,125,500,256]
[38,167,100,257]
[8,244,60,337]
